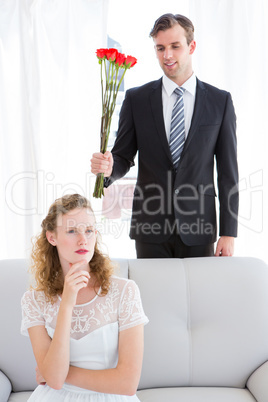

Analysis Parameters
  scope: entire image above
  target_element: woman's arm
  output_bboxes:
[28,308,71,389]
[28,261,89,390]
[66,324,144,396]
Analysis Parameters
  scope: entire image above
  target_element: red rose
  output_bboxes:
[93,46,138,198]
[106,48,118,62]
[116,52,126,66]
[125,55,137,68]
[96,48,107,59]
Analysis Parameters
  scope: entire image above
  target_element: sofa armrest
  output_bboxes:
[247,361,268,402]
[0,370,12,402]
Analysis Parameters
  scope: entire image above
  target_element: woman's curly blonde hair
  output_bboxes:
[30,194,114,303]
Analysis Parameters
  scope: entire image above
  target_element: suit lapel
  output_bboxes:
[180,78,208,158]
[150,78,173,162]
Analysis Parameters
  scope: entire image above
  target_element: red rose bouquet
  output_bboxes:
[93,48,137,198]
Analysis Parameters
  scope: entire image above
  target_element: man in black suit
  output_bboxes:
[91,13,239,258]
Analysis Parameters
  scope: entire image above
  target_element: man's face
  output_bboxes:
[153,24,196,85]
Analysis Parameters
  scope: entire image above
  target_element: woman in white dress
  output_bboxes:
[21,194,148,401]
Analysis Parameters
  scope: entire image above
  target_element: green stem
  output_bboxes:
[93,63,132,199]
[93,173,105,198]
[100,60,104,107]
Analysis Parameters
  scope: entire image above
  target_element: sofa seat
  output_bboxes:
[6,387,257,402]
[137,387,257,402]
[6,393,32,402]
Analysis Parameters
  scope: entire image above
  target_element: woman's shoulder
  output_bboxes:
[109,275,140,296]
[21,290,59,335]
[21,289,57,308]
[22,289,44,302]
[110,275,135,286]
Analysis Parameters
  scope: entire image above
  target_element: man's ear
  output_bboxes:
[46,231,57,246]
[189,40,196,55]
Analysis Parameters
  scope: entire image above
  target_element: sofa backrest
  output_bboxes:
[0,257,268,393]
[129,257,268,390]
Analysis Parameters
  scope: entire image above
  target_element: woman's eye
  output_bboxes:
[67,229,75,234]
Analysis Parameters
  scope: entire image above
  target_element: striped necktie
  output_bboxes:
[169,87,186,168]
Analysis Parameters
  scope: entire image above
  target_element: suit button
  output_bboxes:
[175,189,179,195]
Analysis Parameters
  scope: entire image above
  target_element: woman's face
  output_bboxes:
[46,207,97,272]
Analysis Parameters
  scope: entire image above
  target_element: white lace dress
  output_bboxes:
[21,276,149,402]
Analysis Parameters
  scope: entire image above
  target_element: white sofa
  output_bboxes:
[1,257,268,402]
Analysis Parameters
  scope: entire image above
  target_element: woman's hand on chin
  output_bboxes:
[61,260,90,308]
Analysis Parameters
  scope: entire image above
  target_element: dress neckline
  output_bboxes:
[57,286,102,307]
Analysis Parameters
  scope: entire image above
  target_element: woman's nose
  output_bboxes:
[78,232,87,244]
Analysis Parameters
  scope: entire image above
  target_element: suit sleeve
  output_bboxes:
[104,90,138,187]
[215,92,239,237]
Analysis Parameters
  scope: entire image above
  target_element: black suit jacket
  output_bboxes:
[105,77,239,246]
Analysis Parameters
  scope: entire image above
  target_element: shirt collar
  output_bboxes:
[162,73,196,97]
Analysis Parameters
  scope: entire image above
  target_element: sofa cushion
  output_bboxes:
[8,392,32,402]
[137,387,257,402]
[0,370,12,401]
[129,257,268,390]
[247,361,268,402]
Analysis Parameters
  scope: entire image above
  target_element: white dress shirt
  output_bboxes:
[162,73,197,142]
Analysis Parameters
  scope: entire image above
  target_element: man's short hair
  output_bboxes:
[150,13,194,45]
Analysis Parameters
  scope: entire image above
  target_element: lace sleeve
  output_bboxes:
[118,280,149,332]
[21,290,46,336]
